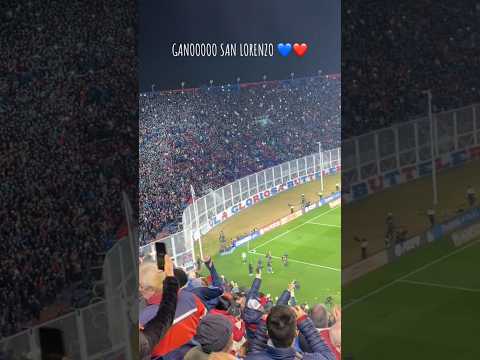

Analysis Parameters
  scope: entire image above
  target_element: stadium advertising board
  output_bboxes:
[427,207,480,242]
[386,235,424,262]
[235,230,261,248]
[209,165,340,228]
[222,192,341,256]
[344,144,480,203]
[257,193,340,237]
[385,207,480,262]
[342,250,389,284]
[451,222,480,247]
[260,219,284,234]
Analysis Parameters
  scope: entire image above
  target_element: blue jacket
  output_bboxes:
[243,282,296,340]
[186,262,224,310]
[246,317,335,360]
[243,277,264,339]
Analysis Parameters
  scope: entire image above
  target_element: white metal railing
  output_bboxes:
[140,148,341,268]
[0,235,135,360]
[0,195,138,360]
[343,103,480,201]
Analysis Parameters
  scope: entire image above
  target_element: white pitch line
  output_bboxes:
[252,207,338,251]
[399,279,480,293]
[344,239,480,310]
[250,251,340,272]
[307,223,340,228]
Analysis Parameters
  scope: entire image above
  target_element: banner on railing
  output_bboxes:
[209,165,340,228]
[221,192,341,256]
[451,222,480,247]
[344,145,480,203]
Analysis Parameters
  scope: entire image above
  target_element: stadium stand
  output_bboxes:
[139,75,340,244]
[342,1,480,138]
[0,0,136,340]
[138,74,341,359]
[138,257,341,360]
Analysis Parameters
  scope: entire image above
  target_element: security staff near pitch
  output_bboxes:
[467,186,476,207]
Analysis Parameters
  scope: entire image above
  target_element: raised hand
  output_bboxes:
[164,255,174,277]
[292,305,306,320]
[204,256,212,266]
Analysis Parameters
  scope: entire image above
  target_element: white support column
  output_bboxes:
[28,329,39,360]
[76,310,89,360]
[190,226,196,268]
[213,190,217,214]
[354,137,361,171]
[414,121,420,164]
[318,142,324,192]
[374,132,381,174]
[239,179,244,201]
[192,191,203,260]
[425,90,438,205]
[473,105,478,145]
[117,245,126,298]
[453,110,458,150]
[394,126,400,169]
[119,298,134,360]
[313,154,317,176]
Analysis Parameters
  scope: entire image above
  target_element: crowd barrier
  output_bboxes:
[343,104,480,203]
[0,240,135,360]
[342,103,480,283]
[141,148,341,269]
[221,191,341,256]
[0,194,137,359]
[343,205,480,285]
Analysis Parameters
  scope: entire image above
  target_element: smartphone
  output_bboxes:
[155,242,167,270]
[39,327,65,360]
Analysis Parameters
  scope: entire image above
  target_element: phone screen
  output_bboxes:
[155,242,166,270]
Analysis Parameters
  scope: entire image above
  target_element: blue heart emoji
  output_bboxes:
[277,43,292,57]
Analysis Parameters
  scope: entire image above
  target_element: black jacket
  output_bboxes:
[140,276,179,360]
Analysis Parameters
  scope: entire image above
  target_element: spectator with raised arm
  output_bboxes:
[247,305,335,360]
[186,257,225,310]
[139,255,179,359]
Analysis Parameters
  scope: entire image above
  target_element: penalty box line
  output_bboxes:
[398,279,480,293]
[344,239,480,310]
[252,206,339,252]
[249,251,340,272]
[307,223,340,228]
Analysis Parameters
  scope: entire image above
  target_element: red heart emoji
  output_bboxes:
[293,43,308,57]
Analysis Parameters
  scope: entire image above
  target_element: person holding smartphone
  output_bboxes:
[139,247,207,359]
[139,255,179,360]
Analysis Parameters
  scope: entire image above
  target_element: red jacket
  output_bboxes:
[140,290,207,357]
[319,328,340,360]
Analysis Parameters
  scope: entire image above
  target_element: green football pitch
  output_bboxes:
[208,205,341,306]
[343,236,480,359]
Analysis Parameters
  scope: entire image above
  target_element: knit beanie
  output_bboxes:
[195,314,233,354]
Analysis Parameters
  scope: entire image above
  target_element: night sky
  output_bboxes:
[139,0,340,92]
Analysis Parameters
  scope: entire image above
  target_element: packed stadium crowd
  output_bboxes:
[342,0,480,137]
[0,1,136,338]
[139,255,340,360]
[140,76,340,243]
